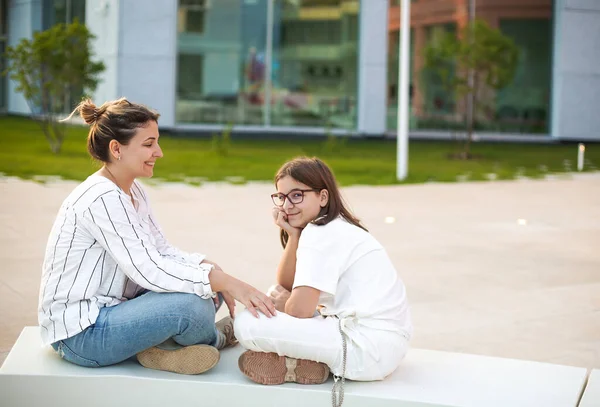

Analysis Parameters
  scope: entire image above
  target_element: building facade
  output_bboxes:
[4,0,600,140]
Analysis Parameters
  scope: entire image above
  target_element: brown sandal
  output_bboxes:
[238,350,330,385]
[215,316,238,349]
[137,344,220,375]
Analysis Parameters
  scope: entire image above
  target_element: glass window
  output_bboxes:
[178,0,208,34]
[176,0,268,125]
[422,24,457,115]
[43,0,86,29]
[386,27,415,131]
[41,0,87,113]
[270,0,360,128]
[387,0,553,134]
[175,0,360,129]
[496,19,552,133]
[42,0,67,29]
[0,0,7,111]
[70,0,86,24]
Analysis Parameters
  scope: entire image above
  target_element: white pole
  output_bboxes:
[466,0,476,134]
[264,0,274,127]
[396,0,411,181]
[577,143,585,171]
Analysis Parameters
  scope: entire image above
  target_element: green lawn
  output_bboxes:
[0,115,597,186]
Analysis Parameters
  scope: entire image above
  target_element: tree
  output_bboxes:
[422,19,519,158]
[3,19,105,153]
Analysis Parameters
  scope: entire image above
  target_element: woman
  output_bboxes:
[234,157,412,401]
[39,98,275,374]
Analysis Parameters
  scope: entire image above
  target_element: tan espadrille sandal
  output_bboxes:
[216,316,238,349]
[238,351,330,385]
[137,344,220,375]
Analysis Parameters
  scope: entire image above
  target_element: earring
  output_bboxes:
[118,156,121,161]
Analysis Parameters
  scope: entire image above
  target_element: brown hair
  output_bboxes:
[63,98,160,162]
[275,157,368,248]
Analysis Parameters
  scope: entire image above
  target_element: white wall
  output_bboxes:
[7,0,42,115]
[85,0,120,108]
[357,0,388,136]
[552,0,600,140]
[118,0,178,127]
[85,0,178,127]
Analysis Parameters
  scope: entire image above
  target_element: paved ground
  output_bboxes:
[1,174,598,369]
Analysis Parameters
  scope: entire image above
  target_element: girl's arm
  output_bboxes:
[285,286,321,318]
[273,208,302,291]
[276,234,299,291]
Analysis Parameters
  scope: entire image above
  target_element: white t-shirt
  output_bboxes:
[293,217,413,349]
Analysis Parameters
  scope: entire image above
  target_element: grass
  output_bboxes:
[0,115,598,186]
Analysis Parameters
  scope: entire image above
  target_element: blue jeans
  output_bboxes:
[51,291,222,367]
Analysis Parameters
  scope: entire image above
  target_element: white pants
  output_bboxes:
[234,310,408,381]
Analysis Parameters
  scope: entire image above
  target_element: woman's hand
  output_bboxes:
[214,291,236,318]
[272,207,301,239]
[267,284,291,313]
[222,290,236,318]
[202,260,235,315]
[227,279,277,319]
[208,268,276,319]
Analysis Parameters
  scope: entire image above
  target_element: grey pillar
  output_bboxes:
[7,0,42,114]
[357,0,389,137]
[117,0,178,127]
[86,0,121,109]
[87,0,178,128]
[551,0,600,141]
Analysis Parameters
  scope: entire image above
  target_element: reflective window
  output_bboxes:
[387,0,553,134]
[0,0,7,111]
[41,0,87,113]
[176,0,267,125]
[496,19,552,133]
[175,0,360,129]
[271,0,359,128]
[42,0,86,29]
[178,0,208,34]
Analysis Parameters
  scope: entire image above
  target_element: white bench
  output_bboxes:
[0,327,589,407]
[580,369,600,407]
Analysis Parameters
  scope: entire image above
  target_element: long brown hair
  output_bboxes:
[275,157,368,248]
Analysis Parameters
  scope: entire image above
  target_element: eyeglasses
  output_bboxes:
[271,189,319,207]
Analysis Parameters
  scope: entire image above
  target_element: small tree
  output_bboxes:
[422,19,519,158]
[3,19,105,153]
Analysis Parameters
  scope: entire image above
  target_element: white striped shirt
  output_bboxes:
[38,175,215,346]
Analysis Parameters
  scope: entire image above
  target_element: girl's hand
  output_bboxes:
[272,207,301,239]
[267,284,291,313]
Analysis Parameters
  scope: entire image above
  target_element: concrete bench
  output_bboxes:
[580,369,600,407]
[0,327,589,407]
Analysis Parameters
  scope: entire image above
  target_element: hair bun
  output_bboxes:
[78,99,99,125]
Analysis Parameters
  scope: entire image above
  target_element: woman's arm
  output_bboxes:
[81,190,275,319]
[82,191,216,296]
[133,181,206,265]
